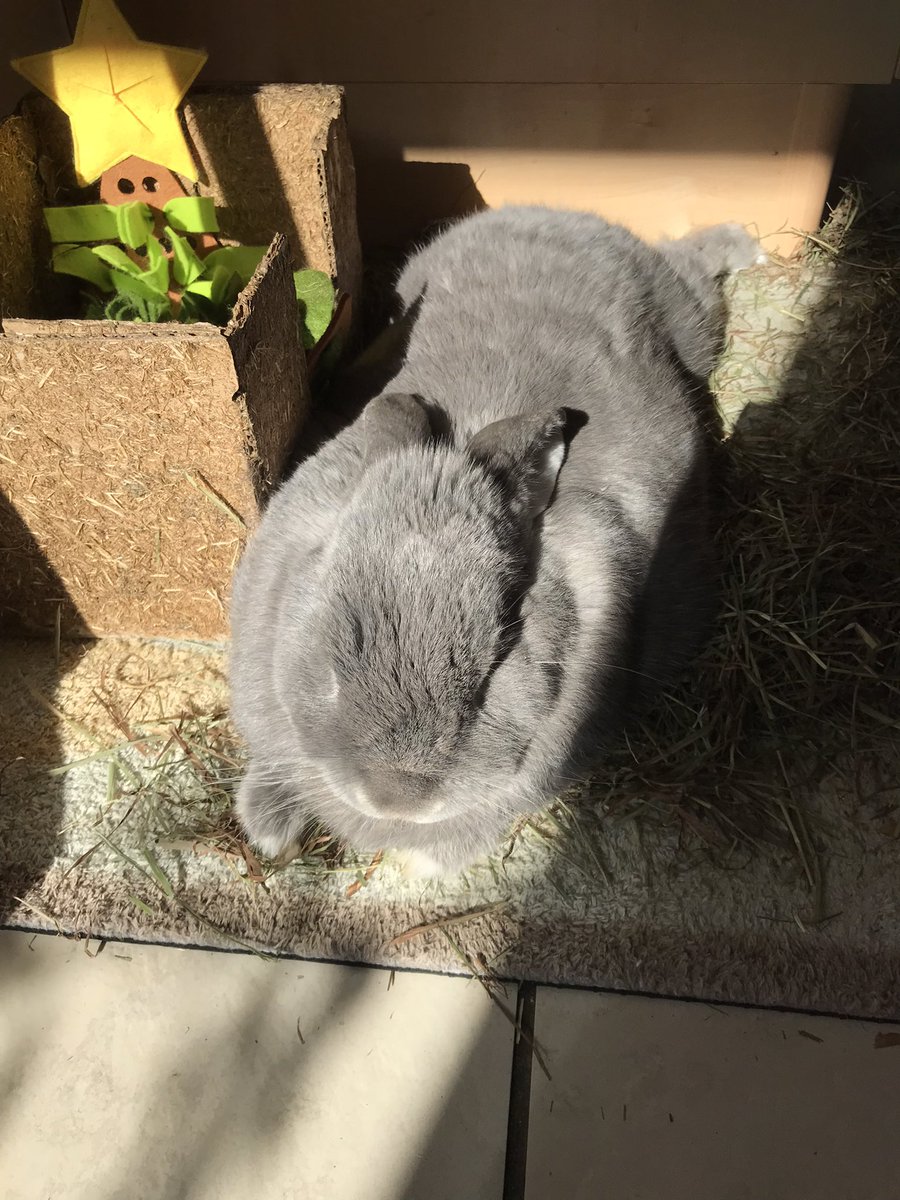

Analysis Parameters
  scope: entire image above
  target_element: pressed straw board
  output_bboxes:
[0,85,362,640]
[0,237,302,640]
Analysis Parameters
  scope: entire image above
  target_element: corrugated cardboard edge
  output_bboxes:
[226,233,309,503]
[0,111,47,320]
[322,93,363,301]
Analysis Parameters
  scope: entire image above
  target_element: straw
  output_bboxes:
[567,190,900,873]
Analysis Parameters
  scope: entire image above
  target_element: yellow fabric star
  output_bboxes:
[11,0,207,185]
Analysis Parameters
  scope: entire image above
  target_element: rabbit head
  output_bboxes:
[238,392,579,874]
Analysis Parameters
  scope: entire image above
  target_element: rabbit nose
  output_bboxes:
[363,770,443,822]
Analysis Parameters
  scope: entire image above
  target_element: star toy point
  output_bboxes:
[11,0,207,185]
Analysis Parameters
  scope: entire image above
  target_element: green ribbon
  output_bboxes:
[162,196,219,234]
[44,199,336,338]
[294,269,335,348]
[45,202,153,249]
[43,196,219,247]
[51,244,113,289]
[204,244,267,286]
[167,226,205,288]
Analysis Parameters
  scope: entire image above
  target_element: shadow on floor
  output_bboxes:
[0,489,90,922]
[0,929,511,1200]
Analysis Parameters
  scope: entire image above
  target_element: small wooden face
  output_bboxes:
[99,155,187,211]
[99,155,218,306]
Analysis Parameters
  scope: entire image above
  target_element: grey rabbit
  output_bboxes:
[229,206,761,876]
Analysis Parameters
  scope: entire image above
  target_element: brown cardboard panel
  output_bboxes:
[0,319,251,639]
[0,245,304,640]
[106,0,899,86]
[226,235,309,499]
[0,79,362,641]
[184,86,362,302]
[345,83,850,254]
[0,115,46,319]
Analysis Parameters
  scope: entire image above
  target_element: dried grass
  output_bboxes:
[567,191,900,881]
[96,713,352,883]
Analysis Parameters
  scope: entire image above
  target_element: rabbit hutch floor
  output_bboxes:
[2,196,899,1020]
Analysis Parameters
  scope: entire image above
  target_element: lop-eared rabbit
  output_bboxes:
[229,207,760,875]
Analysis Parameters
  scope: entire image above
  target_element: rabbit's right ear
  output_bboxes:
[468,408,568,520]
[364,393,432,465]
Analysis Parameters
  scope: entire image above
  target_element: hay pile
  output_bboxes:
[583,193,900,896]
[47,194,900,903]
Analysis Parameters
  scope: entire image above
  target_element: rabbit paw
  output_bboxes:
[396,849,446,880]
[235,767,303,861]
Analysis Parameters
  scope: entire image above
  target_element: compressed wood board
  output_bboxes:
[0,237,307,640]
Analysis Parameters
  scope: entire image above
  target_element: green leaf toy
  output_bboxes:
[43,155,338,350]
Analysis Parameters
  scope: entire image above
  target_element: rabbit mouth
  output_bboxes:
[318,765,450,826]
[319,763,465,830]
[350,792,449,825]
[399,807,449,826]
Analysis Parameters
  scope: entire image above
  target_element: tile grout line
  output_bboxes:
[502,982,538,1200]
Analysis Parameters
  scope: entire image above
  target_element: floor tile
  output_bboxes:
[0,931,513,1200]
[527,988,900,1200]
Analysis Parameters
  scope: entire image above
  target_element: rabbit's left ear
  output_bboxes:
[363,392,432,466]
[467,408,567,519]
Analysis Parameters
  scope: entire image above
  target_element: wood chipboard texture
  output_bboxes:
[0,237,305,640]
[0,114,47,321]
[184,86,361,303]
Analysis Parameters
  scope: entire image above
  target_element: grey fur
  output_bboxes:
[229,206,759,874]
